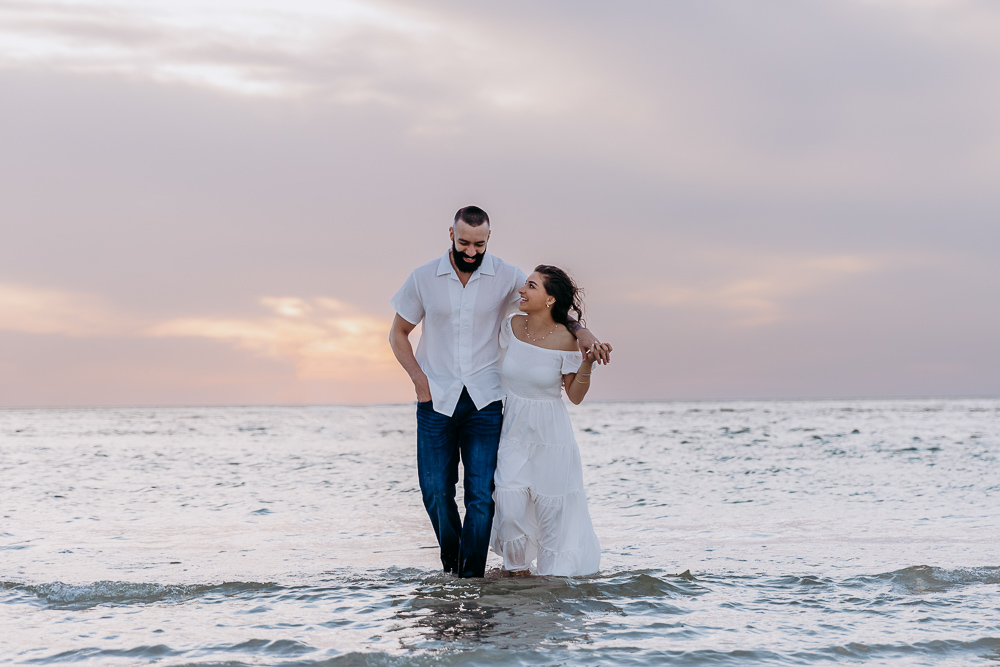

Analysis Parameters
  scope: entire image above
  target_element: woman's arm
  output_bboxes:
[564,342,609,404]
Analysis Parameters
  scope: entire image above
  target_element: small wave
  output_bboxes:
[859,565,1000,594]
[811,636,1000,663]
[132,638,1000,667]
[26,645,176,663]
[2,579,282,609]
[253,648,553,667]
[576,570,706,599]
[332,566,435,588]
[406,568,704,608]
[766,574,831,588]
[220,638,314,656]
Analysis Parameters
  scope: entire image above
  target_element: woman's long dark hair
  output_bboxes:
[534,265,585,329]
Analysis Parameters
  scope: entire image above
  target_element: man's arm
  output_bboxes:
[389,314,432,402]
[566,321,612,365]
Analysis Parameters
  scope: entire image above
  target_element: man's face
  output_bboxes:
[449,220,490,274]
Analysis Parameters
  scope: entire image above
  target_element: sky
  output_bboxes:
[1,0,998,406]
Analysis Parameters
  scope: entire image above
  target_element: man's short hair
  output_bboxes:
[454,206,490,227]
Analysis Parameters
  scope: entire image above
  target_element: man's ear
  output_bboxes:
[449,226,455,243]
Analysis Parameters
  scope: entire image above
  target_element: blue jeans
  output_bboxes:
[416,387,502,578]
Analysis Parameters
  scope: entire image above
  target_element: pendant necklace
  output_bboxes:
[525,319,558,342]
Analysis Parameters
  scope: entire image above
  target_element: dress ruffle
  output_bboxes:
[491,477,600,576]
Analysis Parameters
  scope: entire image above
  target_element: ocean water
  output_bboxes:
[1,398,998,665]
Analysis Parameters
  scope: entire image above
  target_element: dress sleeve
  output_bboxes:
[560,350,584,375]
[390,272,424,325]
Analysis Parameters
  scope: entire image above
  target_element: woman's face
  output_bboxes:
[518,272,553,313]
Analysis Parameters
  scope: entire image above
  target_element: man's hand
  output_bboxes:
[414,373,432,403]
[583,341,612,364]
[575,327,612,364]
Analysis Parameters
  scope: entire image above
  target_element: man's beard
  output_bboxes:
[452,244,485,274]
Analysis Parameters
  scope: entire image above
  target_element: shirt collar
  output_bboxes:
[436,251,496,278]
[479,252,496,276]
[436,253,453,276]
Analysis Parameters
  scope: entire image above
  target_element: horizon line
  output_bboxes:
[2,393,998,411]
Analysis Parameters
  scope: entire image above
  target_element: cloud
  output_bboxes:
[859,0,1000,40]
[0,0,586,122]
[626,253,883,327]
[0,281,397,385]
[0,0,419,96]
[146,296,396,382]
[0,282,132,335]
[5,0,1000,190]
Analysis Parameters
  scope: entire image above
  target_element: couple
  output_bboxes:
[389,206,612,578]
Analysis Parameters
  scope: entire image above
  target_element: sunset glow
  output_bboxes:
[147,297,397,383]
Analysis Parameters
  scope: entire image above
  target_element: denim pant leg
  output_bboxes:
[416,401,461,573]
[456,397,503,578]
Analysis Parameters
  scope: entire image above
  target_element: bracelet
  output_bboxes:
[576,377,590,384]
[577,372,591,376]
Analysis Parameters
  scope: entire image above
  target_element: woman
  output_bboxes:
[490,265,611,576]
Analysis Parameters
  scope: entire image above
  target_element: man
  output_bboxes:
[389,205,608,578]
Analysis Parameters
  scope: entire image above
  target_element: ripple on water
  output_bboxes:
[1,579,282,609]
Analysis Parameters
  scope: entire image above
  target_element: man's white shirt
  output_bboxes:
[391,252,527,417]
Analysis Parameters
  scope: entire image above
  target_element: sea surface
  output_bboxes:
[1,399,998,666]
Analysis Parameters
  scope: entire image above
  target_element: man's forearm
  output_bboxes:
[389,328,424,382]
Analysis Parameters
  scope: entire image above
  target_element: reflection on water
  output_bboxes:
[400,575,585,650]
[405,599,500,644]
[396,570,703,652]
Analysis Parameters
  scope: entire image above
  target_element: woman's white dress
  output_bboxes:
[490,314,601,576]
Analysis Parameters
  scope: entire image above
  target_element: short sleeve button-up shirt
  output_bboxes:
[391,252,527,417]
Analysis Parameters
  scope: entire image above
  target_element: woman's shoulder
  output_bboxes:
[553,328,579,352]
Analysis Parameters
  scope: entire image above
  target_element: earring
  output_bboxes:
[547,303,551,308]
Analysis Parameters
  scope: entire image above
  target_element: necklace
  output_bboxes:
[524,318,558,342]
